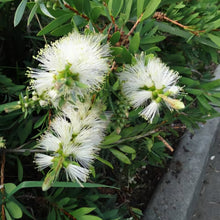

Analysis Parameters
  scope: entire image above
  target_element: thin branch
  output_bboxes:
[153,12,220,36]
[157,135,174,152]
[121,13,143,46]
[35,14,47,44]
[64,2,89,21]
[64,3,103,32]
[127,13,143,38]
[1,152,5,220]
[114,129,160,144]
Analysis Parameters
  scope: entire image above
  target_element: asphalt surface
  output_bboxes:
[191,124,220,220]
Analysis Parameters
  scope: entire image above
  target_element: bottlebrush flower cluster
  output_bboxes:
[29,31,110,107]
[30,32,184,190]
[119,54,184,123]
[31,31,110,190]
[35,99,108,190]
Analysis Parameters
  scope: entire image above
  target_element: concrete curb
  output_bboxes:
[143,66,220,220]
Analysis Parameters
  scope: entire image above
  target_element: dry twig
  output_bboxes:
[157,135,174,152]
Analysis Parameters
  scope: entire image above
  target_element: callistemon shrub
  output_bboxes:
[28,31,110,107]
[35,98,109,190]
[119,54,184,123]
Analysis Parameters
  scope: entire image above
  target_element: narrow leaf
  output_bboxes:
[34,113,48,129]
[110,0,124,17]
[141,35,165,44]
[102,133,121,145]
[6,201,23,219]
[207,34,220,48]
[71,207,96,218]
[110,148,131,164]
[124,0,133,22]
[118,145,136,154]
[129,32,140,53]
[110,31,121,45]
[27,3,38,26]
[200,79,220,90]
[96,156,114,169]
[197,96,212,110]
[39,3,55,19]
[141,0,161,21]
[137,0,144,17]
[6,181,118,198]
[17,158,23,182]
[78,215,102,220]
[37,13,73,36]
[14,0,27,27]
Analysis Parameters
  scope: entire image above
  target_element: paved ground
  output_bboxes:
[191,124,220,220]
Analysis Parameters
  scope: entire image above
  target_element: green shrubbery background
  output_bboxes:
[0,0,219,219]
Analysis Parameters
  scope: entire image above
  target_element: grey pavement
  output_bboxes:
[191,125,220,220]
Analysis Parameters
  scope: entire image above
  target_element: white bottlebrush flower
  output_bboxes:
[119,54,184,122]
[140,101,160,123]
[65,164,89,185]
[35,98,108,189]
[35,153,54,170]
[29,31,110,106]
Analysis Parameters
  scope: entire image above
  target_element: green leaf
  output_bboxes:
[108,0,124,17]
[0,101,20,113]
[204,93,220,106]
[73,0,91,15]
[34,113,48,129]
[112,79,120,91]
[78,215,102,220]
[110,148,131,164]
[6,181,118,199]
[71,207,96,218]
[96,156,114,169]
[129,32,140,53]
[118,145,136,154]
[91,6,105,22]
[179,77,200,87]
[196,37,220,49]
[27,3,38,26]
[197,96,212,110]
[37,13,73,36]
[6,201,23,219]
[111,46,132,63]
[4,183,16,194]
[185,88,203,95]
[110,31,121,45]
[155,21,192,39]
[141,0,161,21]
[14,0,27,27]
[200,79,220,90]
[47,208,56,220]
[4,208,13,220]
[102,133,121,145]
[17,158,23,182]
[39,3,55,19]
[137,0,145,17]
[124,0,133,22]
[17,118,33,144]
[57,197,70,206]
[131,207,143,216]
[141,35,165,44]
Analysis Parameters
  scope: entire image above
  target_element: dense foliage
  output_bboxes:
[0,0,220,219]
